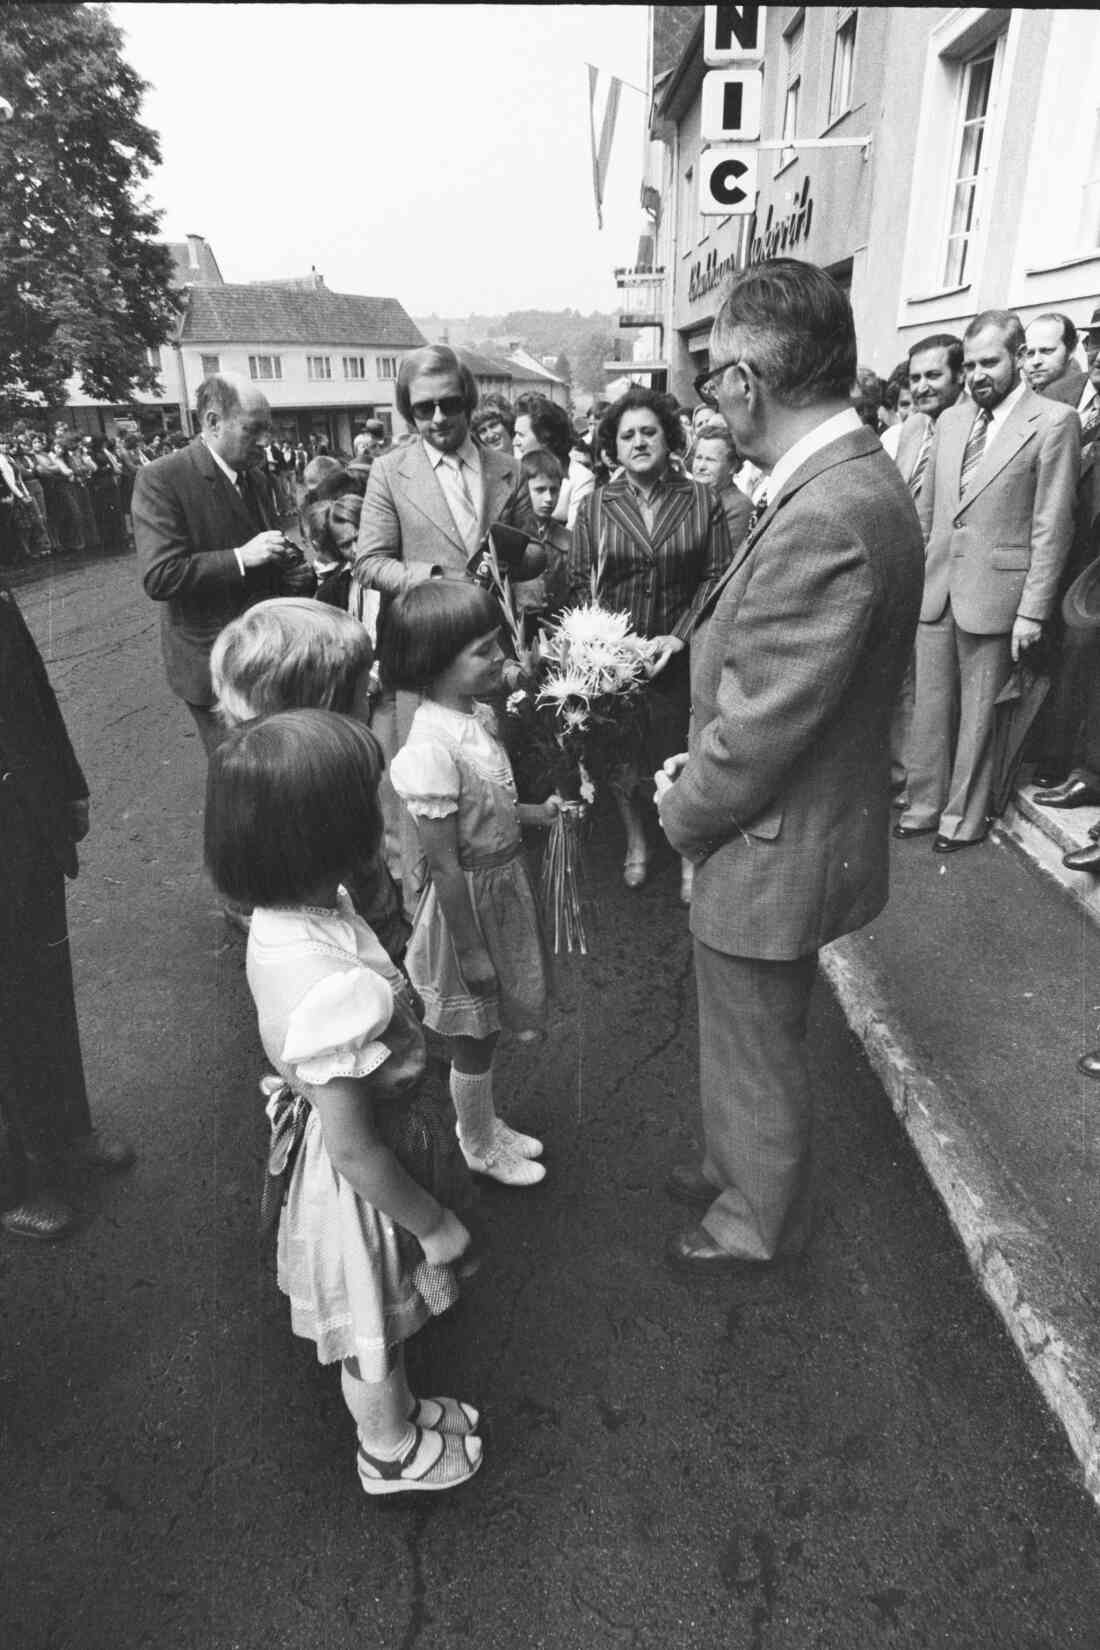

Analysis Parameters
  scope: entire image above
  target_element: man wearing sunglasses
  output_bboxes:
[656,258,924,1276]
[352,345,522,901]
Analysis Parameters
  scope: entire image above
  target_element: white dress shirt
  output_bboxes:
[753,408,863,507]
[425,436,484,554]
[982,378,1027,456]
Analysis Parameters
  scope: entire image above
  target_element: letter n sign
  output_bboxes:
[699,146,759,216]
[703,5,767,65]
[701,69,763,141]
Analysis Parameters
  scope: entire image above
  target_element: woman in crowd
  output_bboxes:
[512,393,593,529]
[568,386,732,892]
[470,395,514,454]
[66,437,100,551]
[88,435,125,554]
[689,423,753,546]
[38,436,84,552]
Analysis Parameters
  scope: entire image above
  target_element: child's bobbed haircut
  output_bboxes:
[205,709,385,907]
[210,598,374,728]
[379,580,501,693]
[520,446,564,485]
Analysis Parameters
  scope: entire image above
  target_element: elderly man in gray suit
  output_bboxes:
[897,310,1080,847]
[352,344,521,903]
[656,259,924,1273]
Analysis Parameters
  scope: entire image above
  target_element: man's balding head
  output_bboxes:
[196,373,272,471]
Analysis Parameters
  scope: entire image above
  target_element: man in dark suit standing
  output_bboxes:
[0,583,135,1240]
[133,372,308,759]
[656,259,924,1273]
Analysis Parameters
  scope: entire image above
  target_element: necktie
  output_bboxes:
[747,492,768,534]
[444,454,480,550]
[908,426,933,500]
[236,469,264,532]
[959,408,990,496]
[1080,393,1100,446]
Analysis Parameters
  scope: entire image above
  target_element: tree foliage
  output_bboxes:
[0,3,177,411]
[572,331,622,394]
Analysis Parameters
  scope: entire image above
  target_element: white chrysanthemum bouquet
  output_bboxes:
[504,604,664,953]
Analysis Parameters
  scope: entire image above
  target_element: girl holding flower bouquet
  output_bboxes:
[382,582,561,1188]
[568,388,732,892]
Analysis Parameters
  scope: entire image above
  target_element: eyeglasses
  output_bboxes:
[410,396,466,421]
[693,356,746,411]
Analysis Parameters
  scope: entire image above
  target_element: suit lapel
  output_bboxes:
[397,440,465,553]
[956,391,1040,513]
[192,440,256,538]
[479,449,517,536]
[648,478,699,554]
[691,427,882,630]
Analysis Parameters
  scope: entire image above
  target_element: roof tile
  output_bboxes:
[180,284,426,348]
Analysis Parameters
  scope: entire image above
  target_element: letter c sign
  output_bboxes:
[699,146,759,216]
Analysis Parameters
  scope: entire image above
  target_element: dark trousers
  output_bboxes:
[0,845,91,1165]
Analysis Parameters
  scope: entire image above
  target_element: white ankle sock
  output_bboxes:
[450,1068,495,1158]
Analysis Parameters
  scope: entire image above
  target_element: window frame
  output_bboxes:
[306,354,332,381]
[199,353,220,378]
[342,355,367,380]
[376,355,399,380]
[778,13,804,174]
[940,41,1001,291]
[248,354,283,382]
[827,11,858,126]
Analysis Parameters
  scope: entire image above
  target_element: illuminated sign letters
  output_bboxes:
[700,68,763,141]
[703,5,767,65]
[699,146,759,216]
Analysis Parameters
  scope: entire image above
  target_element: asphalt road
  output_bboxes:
[2,545,1100,1650]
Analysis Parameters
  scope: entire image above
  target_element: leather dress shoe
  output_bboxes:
[1077,1049,1100,1078]
[1062,842,1100,873]
[932,834,985,854]
[67,1127,136,1172]
[1,1190,78,1241]
[892,821,937,839]
[665,1164,720,1210]
[1034,778,1100,809]
[665,1223,763,1275]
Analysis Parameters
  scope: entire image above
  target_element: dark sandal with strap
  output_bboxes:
[357,1425,482,1495]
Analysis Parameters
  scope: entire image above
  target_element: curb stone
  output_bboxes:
[821,931,1100,1507]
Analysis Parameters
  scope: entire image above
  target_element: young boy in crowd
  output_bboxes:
[512,448,571,629]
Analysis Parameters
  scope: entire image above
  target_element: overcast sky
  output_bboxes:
[111,3,649,317]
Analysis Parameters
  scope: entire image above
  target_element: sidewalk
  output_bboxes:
[822,783,1100,1503]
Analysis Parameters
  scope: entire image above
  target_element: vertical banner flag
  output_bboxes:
[587,63,622,230]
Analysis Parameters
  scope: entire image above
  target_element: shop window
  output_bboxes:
[942,49,996,289]
[1078,107,1100,249]
[376,356,399,380]
[828,12,857,125]
[307,355,332,381]
[248,354,282,382]
[200,354,220,378]
[343,356,366,380]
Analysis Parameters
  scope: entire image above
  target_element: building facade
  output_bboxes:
[64,235,425,451]
[633,6,1100,401]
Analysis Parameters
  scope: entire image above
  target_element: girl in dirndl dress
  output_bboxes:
[205,709,482,1496]
[381,581,561,1189]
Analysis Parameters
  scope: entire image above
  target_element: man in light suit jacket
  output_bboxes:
[888,334,965,802]
[352,344,521,903]
[898,311,1080,848]
[657,260,924,1273]
[134,372,310,758]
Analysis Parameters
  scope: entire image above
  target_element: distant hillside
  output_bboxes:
[413,309,628,393]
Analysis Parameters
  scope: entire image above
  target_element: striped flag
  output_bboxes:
[587,63,622,231]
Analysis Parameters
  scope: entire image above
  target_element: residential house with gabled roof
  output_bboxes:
[63,234,425,453]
